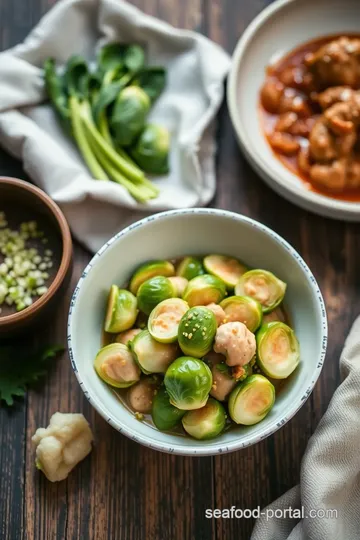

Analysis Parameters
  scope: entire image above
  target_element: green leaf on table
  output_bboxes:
[133,67,166,103]
[0,344,64,406]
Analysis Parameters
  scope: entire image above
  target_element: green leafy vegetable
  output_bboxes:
[0,344,64,406]
[133,67,166,103]
[111,86,151,147]
[131,123,170,175]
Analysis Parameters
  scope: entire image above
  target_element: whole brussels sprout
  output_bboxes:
[176,257,205,280]
[235,269,286,313]
[111,86,150,146]
[256,322,300,379]
[178,306,217,358]
[94,343,140,388]
[151,386,185,431]
[131,329,178,374]
[130,260,175,294]
[104,285,138,333]
[182,398,226,440]
[131,124,170,175]
[148,298,189,343]
[220,295,263,332]
[137,276,176,315]
[203,254,248,289]
[164,356,212,410]
[228,374,275,425]
[182,274,226,307]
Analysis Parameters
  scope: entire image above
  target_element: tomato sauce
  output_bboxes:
[259,34,360,202]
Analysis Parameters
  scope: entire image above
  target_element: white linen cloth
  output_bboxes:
[0,0,230,252]
[251,316,360,540]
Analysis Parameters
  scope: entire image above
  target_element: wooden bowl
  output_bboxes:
[0,177,72,336]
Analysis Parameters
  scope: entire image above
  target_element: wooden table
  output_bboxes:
[1,1,357,539]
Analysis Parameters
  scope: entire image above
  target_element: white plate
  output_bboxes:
[227,0,360,221]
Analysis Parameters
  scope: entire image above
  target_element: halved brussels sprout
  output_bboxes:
[104,286,138,333]
[220,296,262,332]
[178,306,217,358]
[168,276,188,297]
[128,376,159,413]
[228,374,275,425]
[131,123,170,175]
[203,255,248,289]
[206,352,237,402]
[256,322,300,379]
[137,276,176,315]
[115,328,141,345]
[151,386,185,430]
[176,257,205,280]
[94,343,140,388]
[129,260,175,294]
[131,329,178,374]
[164,357,212,410]
[148,298,189,343]
[182,274,226,307]
[182,398,226,440]
[234,270,286,313]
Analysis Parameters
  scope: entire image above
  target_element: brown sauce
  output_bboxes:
[259,33,360,201]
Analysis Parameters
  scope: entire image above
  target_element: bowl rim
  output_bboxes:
[68,208,328,456]
[227,0,360,220]
[0,177,72,328]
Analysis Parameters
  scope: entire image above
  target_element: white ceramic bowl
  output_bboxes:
[68,209,327,455]
[227,0,360,221]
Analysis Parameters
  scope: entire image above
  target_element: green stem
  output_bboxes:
[98,112,114,146]
[116,148,159,195]
[89,138,154,203]
[80,101,146,184]
[69,95,108,180]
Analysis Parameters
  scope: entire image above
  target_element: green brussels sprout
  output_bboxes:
[131,124,170,175]
[234,269,286,313]
[151,386,185,430]
[129,260,175,294]
[168,276,188,297]
[176,257,205,280]
[104,285,138,333]
[111,86,150,146]
[182,274,226,307]
[228,374,275,425]
[128,376,159,414]
[164,357,212,410]
[178,306,217,358]
[203,255,248,289]
[137,276,176,315]
[148,298,189,343]
[206,352,237,402]
[115,328,141,346]
[182,398,226,440]
[220,295,263,332]
[131,329,178,374]
[94,343,140,388]
[256,322,300,379]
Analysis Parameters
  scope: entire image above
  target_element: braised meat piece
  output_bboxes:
[305,37,360,88]
[261,79,311,116]
[316,86,359,110]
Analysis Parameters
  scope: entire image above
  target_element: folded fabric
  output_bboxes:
[0,0,230,252]
[251,316,360,540]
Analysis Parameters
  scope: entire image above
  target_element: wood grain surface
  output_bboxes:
[1,1,358,539]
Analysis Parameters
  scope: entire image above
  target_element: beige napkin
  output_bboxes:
[251,316,360,540]
[0,0,230,252]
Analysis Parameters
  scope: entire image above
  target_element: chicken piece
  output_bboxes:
[305,37,360,89]
[269,132,300,155]
[214,321,256,367]
[115,328,141,345]
[263,307,286,324]
[324,101,360,136]
[261,79,310,116]
[316,86,358,110]
[206,351,237,402]
[309,118,338,161]
[298,146,312,174]
[260,78,285,113]
[347,159,360,189]
[310,159,348,192]
[206,303,226,327]
[128,378,159,414]
[278,65,315,93]
[275,112,315,138]
[32,413,93,482]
